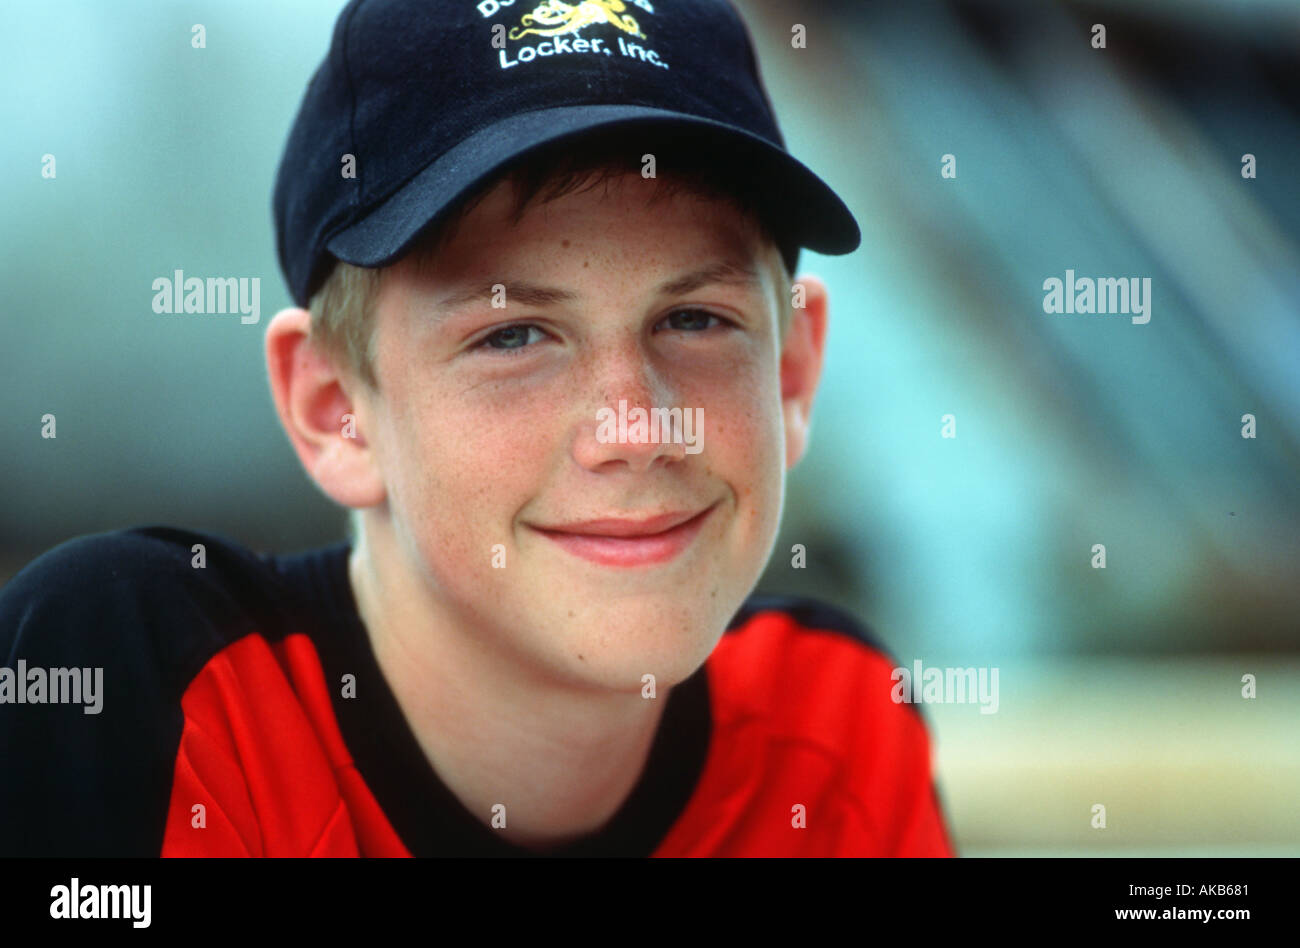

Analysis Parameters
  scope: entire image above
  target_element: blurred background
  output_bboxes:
[2,0,1297,855]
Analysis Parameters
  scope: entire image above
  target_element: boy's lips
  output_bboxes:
[528,502,719,567]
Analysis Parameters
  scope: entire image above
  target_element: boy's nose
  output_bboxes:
[570,349,689,474]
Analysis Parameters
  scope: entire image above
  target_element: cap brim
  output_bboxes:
[324,104,860,274]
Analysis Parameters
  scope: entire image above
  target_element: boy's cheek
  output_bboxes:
[704,384,785,467]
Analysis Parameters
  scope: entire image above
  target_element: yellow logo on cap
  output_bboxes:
[508,0,646,41]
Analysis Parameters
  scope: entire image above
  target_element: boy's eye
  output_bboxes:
[472,309,731,356]
[476,323,547,353]
[659,308,730,332]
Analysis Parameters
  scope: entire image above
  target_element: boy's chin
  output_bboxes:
[542,607,729,692]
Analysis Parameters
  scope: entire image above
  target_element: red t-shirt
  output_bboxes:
[0,527,955,857]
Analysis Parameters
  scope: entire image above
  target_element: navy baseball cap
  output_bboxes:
[273,0,862,307]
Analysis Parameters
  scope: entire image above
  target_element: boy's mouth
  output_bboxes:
[528,502,719,568]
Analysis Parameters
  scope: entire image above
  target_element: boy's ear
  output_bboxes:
[264,307,386,508]
[780,275,830,469]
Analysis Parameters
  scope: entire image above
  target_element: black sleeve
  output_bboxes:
[0,526,276,856]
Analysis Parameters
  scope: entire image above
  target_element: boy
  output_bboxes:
[0,0,954,856]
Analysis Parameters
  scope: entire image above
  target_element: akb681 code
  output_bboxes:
[1130,884,1248,898]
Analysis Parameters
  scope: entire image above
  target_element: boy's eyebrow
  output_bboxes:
[433,260,764,313]
[655,259,764,297]
[436,281,576,311]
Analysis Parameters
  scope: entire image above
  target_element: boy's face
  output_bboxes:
[349,172,807,691]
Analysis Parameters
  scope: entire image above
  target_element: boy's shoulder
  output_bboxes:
[721,591,906,694]
[0,525,347,856]
[726,592,890,652]
[715,590,927,762]
[675,593,951,856]
[0,525,298,668]
[0,526,299,855]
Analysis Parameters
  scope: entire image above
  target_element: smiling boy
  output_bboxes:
[0,0,954,857]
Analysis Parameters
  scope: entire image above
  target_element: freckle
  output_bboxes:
[562,239,570,248]
[568,610,575,617]
[578,654,585,661]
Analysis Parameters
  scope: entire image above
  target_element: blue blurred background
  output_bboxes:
[2,0,1298,854]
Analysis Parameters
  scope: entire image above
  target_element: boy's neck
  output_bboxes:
[346,512,670,850]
